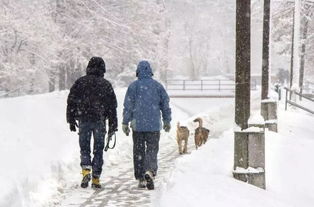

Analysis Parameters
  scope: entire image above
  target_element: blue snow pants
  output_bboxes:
[79,121,105,178]
[132,131,160,180]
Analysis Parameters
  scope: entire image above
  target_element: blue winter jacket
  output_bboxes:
[122,61,171,132]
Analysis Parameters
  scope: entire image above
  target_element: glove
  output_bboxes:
[163,122,171,132]
[122,124,130,136]
[69,121,78,132]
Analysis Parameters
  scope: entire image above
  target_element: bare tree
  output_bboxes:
[299,1,314,97]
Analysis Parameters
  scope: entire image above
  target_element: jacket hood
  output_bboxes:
[86,57,106,77]
[136,61,153,79]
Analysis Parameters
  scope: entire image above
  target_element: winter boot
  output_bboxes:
[91,177,102,189]
[144,171,155,190]
[138,178,146,189]
[81,169,91,188]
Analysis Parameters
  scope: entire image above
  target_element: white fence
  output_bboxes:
[165,79,257,91]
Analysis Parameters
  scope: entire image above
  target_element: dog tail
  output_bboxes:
[177,122,180,129]
[193,118,203,128]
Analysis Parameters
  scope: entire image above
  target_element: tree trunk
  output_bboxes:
[289,5,295,99]
[49,76,55,92]
[299,13,309,98]
[261,0,270,100]
[59,64,66,90]
[293,0,301,88]
[235,0,251,130]
[188,37,197,80]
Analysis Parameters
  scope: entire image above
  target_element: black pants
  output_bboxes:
[132,131,160,180]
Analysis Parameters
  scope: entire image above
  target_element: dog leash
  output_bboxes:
[104,133,116,151]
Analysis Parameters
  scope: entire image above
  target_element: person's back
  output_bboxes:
[66,57,117,189]
[122,60,171,190]
[123,61,171,132]
[67,60,117,124]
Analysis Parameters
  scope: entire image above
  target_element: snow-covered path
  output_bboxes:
[58,133,180,207]
[0,89,235,207]
[57,96,235,207]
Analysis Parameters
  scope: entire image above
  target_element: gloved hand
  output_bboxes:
[69,121,78,132]
[122,124,130,136]
[163,122,171,132]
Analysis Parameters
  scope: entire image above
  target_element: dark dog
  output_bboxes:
[193,117,210,149]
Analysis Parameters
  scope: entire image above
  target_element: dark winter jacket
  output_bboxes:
[66,57,118,133]
[122,61,171,132]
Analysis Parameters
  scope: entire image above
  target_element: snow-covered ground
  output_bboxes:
[0,88,233,207]
[155,98,314,207]
[0,88,313,207]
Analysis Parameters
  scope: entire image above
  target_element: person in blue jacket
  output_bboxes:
[122,60,171,190]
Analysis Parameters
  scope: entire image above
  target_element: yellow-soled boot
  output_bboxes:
[91,177,102,189]
[81,169,91,188]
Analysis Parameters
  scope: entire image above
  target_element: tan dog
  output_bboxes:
[193,118,210,149]
[176,122,189,154]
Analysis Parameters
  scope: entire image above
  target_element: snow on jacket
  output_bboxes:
[122,61,171,132]
[66,57,118,132]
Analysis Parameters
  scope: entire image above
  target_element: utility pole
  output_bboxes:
[235,0,251,130]
[234,0,266,189]
[261,0,271,100]
[260,0,278,132]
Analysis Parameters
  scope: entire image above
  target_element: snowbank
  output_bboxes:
[0,89,131,207]
[154,101,314,207]
[0,91,78,207]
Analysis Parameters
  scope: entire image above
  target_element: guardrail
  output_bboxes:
[284,87,314,114]
[165,79,257,91]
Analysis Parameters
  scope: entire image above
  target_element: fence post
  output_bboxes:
[218,80,221,91]
[201,80,203,91]
[183,80,185,90]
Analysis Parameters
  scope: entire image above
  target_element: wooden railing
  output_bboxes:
[165,79,257,91]
[284,87,314,114]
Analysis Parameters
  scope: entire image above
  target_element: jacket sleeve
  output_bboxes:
[66,81,80,123]
[122,84,135,125]
[159,84,172,123]
[105,83,118,132]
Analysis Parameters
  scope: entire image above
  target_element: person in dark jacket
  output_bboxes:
[122,60,171,190]
[66,57,117,189]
